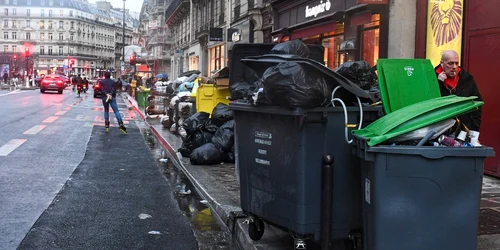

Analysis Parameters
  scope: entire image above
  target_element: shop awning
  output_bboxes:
[271,11,345,40]
[136,65,151,72]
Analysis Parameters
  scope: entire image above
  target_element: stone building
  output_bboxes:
[0,0,139,78]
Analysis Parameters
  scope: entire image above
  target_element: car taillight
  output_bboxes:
[42,80,49,84]
[95,84,99,87]
[57,80,63,84]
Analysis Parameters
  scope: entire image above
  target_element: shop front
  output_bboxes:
[208,43,226,75]
[188,44,200,72]
[271,0,389,69]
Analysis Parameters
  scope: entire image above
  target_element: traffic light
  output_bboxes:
[69,59,75,68]
[25,47,31,57]
[12,55,17,62]
[129,55,136,65]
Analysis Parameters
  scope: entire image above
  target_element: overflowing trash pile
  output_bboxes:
[229,40,380,109]
[178,103,235,165]
[153,73,200,131]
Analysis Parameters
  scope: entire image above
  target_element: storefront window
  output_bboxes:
[208,44,225,74]
[361,14,380,66]
[322,36,343,69]
[299,22,344,69]
[189,56,199,71]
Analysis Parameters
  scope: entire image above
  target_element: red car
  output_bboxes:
[93,79,103,98]
[40,74,65,94]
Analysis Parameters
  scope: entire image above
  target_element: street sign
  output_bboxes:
[121,61,125,66]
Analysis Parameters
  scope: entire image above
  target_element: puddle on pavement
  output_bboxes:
[141,129,237,250]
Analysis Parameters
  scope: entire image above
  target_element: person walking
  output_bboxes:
[99,72,127,134]
[435,50,483,143]
[2,72,8,85]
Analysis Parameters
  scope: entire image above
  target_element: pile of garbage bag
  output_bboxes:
[229,40,380,109]
[177,103,235,165]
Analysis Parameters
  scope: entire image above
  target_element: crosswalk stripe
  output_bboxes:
[55,111,67,115]
[0,139,27,156]
[43,116,59,123]
[23,125,47,135]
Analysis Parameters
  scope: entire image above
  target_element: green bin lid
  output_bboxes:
[377,59,441,114]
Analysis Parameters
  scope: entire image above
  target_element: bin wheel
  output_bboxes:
[248,218,265,241]
[294,238,307,250]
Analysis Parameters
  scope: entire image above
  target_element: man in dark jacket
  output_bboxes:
[435,50,483,132]
[100,72,126,134]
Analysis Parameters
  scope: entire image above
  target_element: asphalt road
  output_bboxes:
[0,87,197,249]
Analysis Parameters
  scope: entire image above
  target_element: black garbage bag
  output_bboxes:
[211,103,234,127]
[190,131,214,149]
[211,120,235,152]
[335,61,378,90]
[166,82,175,95]
[223,151,235,163]
[270,40,310,58]
[190,143,224,165]
[183,112,210,135]
[178,147,192,157]
[262,62,331,109]
[203,119,219,134]
[229,78,265,100]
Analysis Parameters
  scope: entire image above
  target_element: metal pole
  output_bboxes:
[122,0,126,76]
[321,154,334,250]
[25,56,29,87]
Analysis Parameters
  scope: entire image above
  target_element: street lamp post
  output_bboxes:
[122,0,126,78]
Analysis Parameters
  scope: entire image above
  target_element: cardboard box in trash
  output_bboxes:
[202,67,229,90]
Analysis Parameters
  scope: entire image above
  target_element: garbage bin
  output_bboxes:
[136,89,150,108]
[231,102,383,245]
[352,138,494,250]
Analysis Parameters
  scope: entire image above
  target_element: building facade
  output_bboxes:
[164,0,269,79]
[137,0,172,77]
[0,0,139,79]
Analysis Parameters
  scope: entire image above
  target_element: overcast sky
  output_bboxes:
[89,0,144,14]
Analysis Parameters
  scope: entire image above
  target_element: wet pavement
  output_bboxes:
[141,128,236,249]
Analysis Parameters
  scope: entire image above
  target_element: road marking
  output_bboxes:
[43,116,59,123]
[0,139,27,156]
[0,89,22,97]
[65,107,71,110]
[23,125,47,135]
[55,111,67,115]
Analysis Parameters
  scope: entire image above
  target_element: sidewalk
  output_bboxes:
[123,93,500,250]
[0,84,37,90]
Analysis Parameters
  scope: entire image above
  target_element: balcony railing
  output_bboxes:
[164,0,189,21]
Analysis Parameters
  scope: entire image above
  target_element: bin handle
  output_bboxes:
[331,86,363,144]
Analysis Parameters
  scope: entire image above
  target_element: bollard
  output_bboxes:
[321,154,334,250]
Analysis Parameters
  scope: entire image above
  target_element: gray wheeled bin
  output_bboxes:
[352,138,495,250]
[231,102,383,246]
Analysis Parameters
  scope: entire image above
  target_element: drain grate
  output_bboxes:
[478,209,500,235]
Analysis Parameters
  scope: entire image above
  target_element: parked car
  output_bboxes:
[40,74,65,94]
[93,79,103,98]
